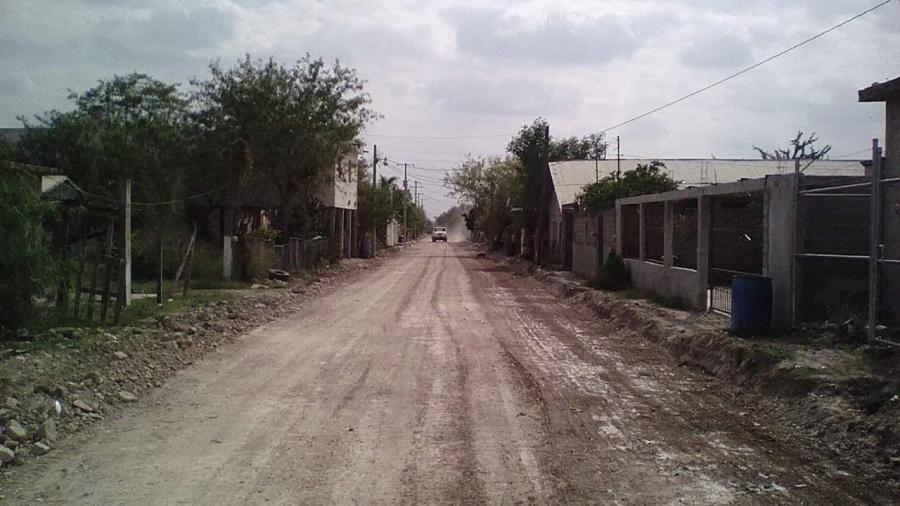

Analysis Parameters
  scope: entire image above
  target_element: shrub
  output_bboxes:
[590,250,630,291]
[0,173,57,334]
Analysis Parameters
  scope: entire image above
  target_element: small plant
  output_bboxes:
[589,250,630,291]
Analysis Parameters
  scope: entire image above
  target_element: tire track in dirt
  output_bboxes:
[461,244,892,505]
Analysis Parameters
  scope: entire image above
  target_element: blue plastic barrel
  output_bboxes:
[730,275,772,336]
[360,239,372,259]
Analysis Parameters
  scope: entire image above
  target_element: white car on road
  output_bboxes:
[432,226,447,242]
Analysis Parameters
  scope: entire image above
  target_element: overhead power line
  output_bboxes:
[364,0,891,142]
[598,0,893,134]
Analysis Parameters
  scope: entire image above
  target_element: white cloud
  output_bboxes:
[0,0,898,217]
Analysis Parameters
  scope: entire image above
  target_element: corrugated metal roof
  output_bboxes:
[549,158,866,208]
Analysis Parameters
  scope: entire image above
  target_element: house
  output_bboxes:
[317,149,359,259]
[548,158,866,269]
[859,76,900,322]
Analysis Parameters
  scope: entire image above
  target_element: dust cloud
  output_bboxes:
[446,221,468,242]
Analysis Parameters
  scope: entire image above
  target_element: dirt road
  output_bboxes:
[7,242,893,504]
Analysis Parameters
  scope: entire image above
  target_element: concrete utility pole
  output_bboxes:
[616,136,621,179]
[372,145,379,255]
[118,179,132,307]
[402,163,408,242]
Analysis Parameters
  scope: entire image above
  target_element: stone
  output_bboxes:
[72,400,94,413]
[4,420,27,442]
[118,391,137,402]
[112,351,128,360]
[0,409,12,422]
[31,442,50,456]
[0,446,14,463]
[3,398,18,410]
[250,283,267,290]
[36,419,57,442]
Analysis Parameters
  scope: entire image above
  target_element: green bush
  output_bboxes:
[0,173,57,334]
[589,250,630,291]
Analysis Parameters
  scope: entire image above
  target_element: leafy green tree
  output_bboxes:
[17,73,190,204]
[578,160,678,212]
[0,168,56,335]
[549,133,607,161]
[507,118,607,262]
[753,131,831,161]
[192,55,376,237]
[358,167,401,244]
[507,119,550,259]
[445,156,522,249]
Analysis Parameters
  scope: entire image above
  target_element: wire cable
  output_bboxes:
[365,0,892,141]
[598,0,893,134]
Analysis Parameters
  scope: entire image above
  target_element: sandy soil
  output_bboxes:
[5,242,895,504]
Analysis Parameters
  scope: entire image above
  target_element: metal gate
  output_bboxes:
[794,139,900,346]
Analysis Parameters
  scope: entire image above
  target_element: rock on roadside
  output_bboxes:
[118,391,137,402]
[5,420,28,442]
[36,419,57,442]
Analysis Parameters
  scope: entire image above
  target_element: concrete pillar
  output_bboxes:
[663,200,674,268]
[696,196,711,308]
[615,201,623,256]
[765,176,796,329]
[344,209,352,259]
[351,209,359,258]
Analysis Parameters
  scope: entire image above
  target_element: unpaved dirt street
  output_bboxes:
[7,242,894,505]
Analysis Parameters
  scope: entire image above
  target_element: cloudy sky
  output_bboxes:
[1,0,898,216]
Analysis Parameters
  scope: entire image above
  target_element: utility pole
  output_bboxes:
[372,145,379,255]
[616,135,621,179]
[402,163,408,242]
